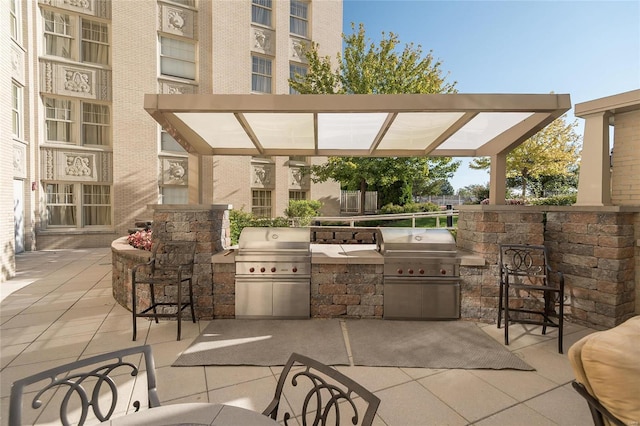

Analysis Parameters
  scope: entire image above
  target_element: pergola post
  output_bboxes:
[575,112,611,206]
[489,152,507,205]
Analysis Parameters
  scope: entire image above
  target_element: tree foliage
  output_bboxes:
[469,115,581,197]
[291,23,459,213]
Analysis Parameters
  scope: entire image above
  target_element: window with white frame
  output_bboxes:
[82,184,111,225]
[45,98,74,143]
[252,189,272,218]
[10,0,20,41]
[252,0,272,27]
[43,10,109,65]
[160,36,196,80]
[45,183,112,227]
[43,10,73,59]
[44,97,111,146]
[290,0,309,37]
[81,19,109,65]
[82,103,110,145]
[252,55,272,93]
[12,82,23,139]
[289,63,307,94]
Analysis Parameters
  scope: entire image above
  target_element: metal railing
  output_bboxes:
[312,208,459,228]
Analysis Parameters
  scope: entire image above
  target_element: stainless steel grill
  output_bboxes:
[377,228,461,320]
[235,227,311,319]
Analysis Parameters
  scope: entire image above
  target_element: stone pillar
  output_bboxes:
[545,210,635,328]
[151,204,231,319]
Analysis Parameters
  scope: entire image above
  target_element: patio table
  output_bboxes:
[109,402,278,426]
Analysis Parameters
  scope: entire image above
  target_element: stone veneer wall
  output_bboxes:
[545,211,636,328]
[456,205,638,329]
[112,204,231,320]
[311,264,384,318]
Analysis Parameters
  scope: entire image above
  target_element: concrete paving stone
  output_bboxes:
[418,369,518,423]
[524,382,595,425]
[470,368,559,402]
[207,374,278,414]
[204,365,274,390]
[375,380,467,426]
[474,402,559,425]
[334,365,414,392]
[513,344,576,386]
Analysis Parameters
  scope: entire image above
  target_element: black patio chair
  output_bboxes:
[132,239,197,341]
[571,381,626,426]
[9,345,160,426]
[263,352,381,426]
[497,243,565,353]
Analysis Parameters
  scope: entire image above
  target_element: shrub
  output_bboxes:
[529,194,576,205]
[127,229,152,251]
[284,200,323,226]
[379,203,405,214]
[229,209,291,245]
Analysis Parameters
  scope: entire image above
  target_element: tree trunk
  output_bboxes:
[359,179,367,215]
[521,179,527,199]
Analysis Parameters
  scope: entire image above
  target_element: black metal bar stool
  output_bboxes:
[497,243,565,353]
[132,240,197,341]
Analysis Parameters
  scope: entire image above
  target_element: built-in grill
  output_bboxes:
[235,227,311,319]
[377,228,461,320]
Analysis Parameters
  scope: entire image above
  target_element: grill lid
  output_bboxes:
[377,228,456,256]
[237,227,310,253]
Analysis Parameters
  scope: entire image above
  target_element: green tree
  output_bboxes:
[469,115,580,198]
[291,23,459,213]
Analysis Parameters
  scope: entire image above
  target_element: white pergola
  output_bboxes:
[144,93,571,204]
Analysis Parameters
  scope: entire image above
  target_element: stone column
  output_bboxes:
[150,204,231,319]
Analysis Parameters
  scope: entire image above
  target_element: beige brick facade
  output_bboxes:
[1,0,342,281]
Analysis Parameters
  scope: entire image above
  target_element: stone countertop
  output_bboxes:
[212,244,485,266]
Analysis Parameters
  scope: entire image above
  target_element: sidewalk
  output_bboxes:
[1,248,595,425]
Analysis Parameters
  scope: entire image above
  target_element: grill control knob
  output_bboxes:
[419,269,425,274]
[440,269,447,275]
[397,269,403,274]
[292,267,298,273]
[408,269,414,275]
[271,267,276,273]
[260,267,265,273]
[249,267,255,273]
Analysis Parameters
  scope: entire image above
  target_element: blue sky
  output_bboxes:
[342,0,640,190]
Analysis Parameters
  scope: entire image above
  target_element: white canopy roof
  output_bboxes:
[144,93,571,158]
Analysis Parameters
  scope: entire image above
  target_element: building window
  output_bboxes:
[160,187,188,204]
[160,36,196,80]
[83,185,111,225]
[45,98,74,143]
[252,56,272,93]
[45,183,111,228]
[46,183,76,226]
[161,131,186,153]
[252,189,272,218]
[82,103,110,145]
[10,0,20,41]
[290,0,308,37]
[12,83,22,139]
[43,10,73,59]
[289,190,307,201]
[81,19,109,65]
[168,0,195,6]
[45,183,111,227]
[252,0,272,27]
[289,63,307,94]
[44,97,111,146]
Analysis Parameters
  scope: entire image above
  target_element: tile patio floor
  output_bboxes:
[0,248,596,425]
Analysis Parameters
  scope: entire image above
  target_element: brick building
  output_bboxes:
[1,0,343,281]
